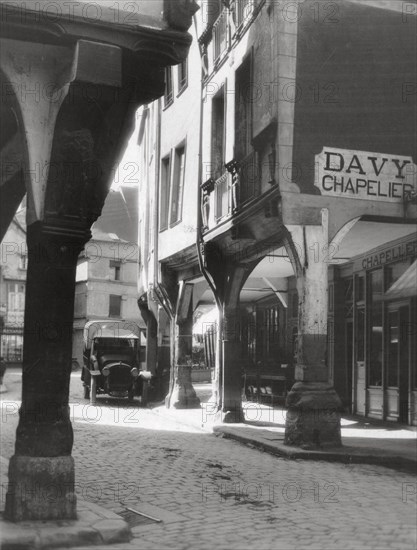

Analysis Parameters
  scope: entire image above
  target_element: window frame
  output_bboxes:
[109,294,122,318]
[177,58,188,96]
[159,153,172,232]
[109,260,121,281]
[164,67,173,108]
[169,142,187,227]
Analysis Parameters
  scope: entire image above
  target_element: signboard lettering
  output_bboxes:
[315,148,416,202]
[361,241,417,270]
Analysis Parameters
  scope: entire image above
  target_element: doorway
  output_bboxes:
[386,303,410,423]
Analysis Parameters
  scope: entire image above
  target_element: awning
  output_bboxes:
[385,260,417,300]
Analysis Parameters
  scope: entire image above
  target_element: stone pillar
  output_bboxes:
[284,212,342,448]
[220,306,244,423]
[5,221,88,521]
[166,283,200,409]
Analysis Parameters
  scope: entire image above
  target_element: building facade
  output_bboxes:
[0,209,26,366]
[72,226,142,368]
[136,0,417,433]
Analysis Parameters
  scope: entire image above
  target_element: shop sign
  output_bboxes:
[361,240,417,270]
[315,147,416,202]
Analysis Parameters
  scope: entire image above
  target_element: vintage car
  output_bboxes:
[81,320,149,404]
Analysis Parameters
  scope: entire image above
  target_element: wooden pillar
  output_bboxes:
[166,282,200,409]
[5,222,89,520]
[284,211,343,448]
[217,265,250,423]
[220,305,244,422]
[138,295,158,375]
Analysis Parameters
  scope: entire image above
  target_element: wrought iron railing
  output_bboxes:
[201,153,262,232]
[213,8,228,64]
[235,0,256,29]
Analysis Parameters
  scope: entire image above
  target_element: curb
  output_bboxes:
[213,426,417,475]
[0,458,131,550]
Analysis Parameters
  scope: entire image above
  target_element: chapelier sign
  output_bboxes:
[315,147,416,202]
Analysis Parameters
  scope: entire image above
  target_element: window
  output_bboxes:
[211,88,225,180]
[203,0,222,30]
[164,67,173,107]
[170,146,186,226]
[109,295,122,318]
[109,260,121,281]
[235,56,252,161]
[235,0,256,29]
[178,59,188,93]
[7,283,25,312]
[387,310,399,388]
[213,7,228,63]
[159,155,171,231]
[19,255,27,270]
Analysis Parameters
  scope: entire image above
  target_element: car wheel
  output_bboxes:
[83,385,90,399]
[128,388,135,402]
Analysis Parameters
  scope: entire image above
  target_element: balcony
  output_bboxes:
[201,153,260,233]
[213,8,229,65]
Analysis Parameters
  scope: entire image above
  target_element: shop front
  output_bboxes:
[336,235,417,425]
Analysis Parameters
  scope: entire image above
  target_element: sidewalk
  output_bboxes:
[150,383,417,474]
[0,458,131,550]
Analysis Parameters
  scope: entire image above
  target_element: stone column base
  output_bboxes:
[216,406,244,424]
[166,366,201,409]
[284,382,343,449]
[5,455,77,521]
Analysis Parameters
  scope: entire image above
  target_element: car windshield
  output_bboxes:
[94,338,135,354]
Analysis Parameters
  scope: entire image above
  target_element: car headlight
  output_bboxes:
[102,367,110,377]
[131,367,139,378]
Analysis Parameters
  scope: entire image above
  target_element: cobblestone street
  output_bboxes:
[1,370,416,550]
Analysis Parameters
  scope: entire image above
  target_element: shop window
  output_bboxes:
[344,278,353,318]
[109,295,122,318]
[368,270,383,386]
[385,259,412,291]
[109,260,121,281]
[387,310,399,387]
[1,332,23,362]
[356,307,365,363]
[356,275,365,303]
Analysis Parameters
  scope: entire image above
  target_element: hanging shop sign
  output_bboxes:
[315,147,416,202]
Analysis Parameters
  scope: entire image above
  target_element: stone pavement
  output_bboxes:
[0,455,130,549]
[1,370,417,549]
